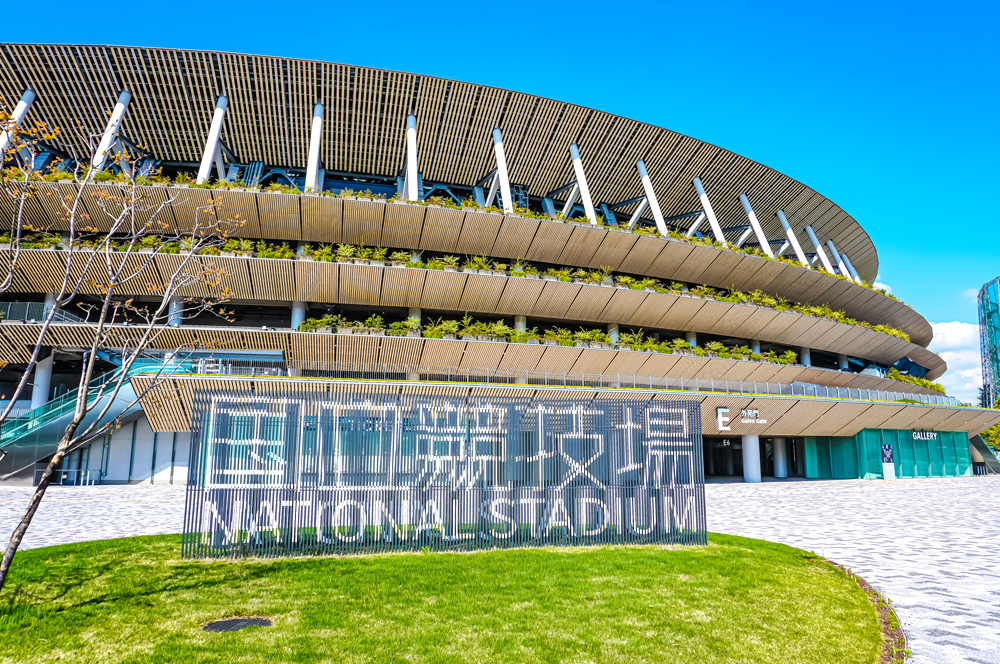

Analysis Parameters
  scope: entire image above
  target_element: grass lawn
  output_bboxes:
[0,533,881,663]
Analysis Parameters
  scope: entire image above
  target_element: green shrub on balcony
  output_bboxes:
[255,241,295,259]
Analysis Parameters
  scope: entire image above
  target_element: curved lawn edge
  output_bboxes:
[832,563,908,664]
[1,532,885,664]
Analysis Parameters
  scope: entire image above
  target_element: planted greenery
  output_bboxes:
[887,367,945,395]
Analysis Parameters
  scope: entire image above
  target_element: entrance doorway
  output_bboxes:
[702,436,806,481]
[703,436,743,479]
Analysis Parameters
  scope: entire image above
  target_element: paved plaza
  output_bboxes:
[706,477,1000,664]
[1,477,998,663]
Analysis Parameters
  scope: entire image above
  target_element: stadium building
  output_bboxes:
[1,43,999,490]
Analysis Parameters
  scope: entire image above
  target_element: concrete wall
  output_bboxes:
[83,415,191,485]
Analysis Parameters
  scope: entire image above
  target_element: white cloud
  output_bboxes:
[873,274,891,294]
[929,321,983,404]
[962,287,980,300]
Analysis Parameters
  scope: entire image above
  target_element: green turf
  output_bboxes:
[0,533,881,663]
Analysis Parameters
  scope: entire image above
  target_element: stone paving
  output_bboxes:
[706,476,1000,664]
[0,484,186,550]
[1,478,998,663]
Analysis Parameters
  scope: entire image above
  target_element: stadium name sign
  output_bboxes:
[182,388,707,557]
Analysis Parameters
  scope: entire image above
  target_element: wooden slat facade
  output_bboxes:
[0,248,943,377]
[132,374,1000,437]
[0,44,880,282]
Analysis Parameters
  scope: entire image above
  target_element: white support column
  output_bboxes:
[838,354,849,371]
[804,225,835,273]
[408,307,422,325]
[30,353,53,411]
[734,227,754,248]
[404,114,420,201]
[291,301,307,330]
[569,144,596,223]
[799,347,811,367]
[685,212,706,237]
[685,331,697,348]
[305,103,324,192]
[607,323,619,345]
[776,210,809,267]
[43,293,57,316]
[693,177,727,245]
[485,175,500,208]
[168,296,183,327]
[196,95,228,184]
[492,128,513,215]
[91,91,131,171]
[742,435,761,483]
[0,88,36,155]
[637,161,667,235]
[750,339,761,354]
[840,252,863,284]
[776,240,790,257]
[514,315,527,332]
[826,240,850,278]
[626,197,648,230]
[738,194,774,257]
[560,183,580,218]
[773,437,788,479]
[213,144,227,183]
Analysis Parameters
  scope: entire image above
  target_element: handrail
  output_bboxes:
[153,357,962,407]
[0,302,83,323]
[0,360,185,446]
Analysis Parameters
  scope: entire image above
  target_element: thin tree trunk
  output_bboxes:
[0,429,75,592]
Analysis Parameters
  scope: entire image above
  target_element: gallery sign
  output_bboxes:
[183,388,707,557]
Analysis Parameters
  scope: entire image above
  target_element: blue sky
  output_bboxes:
[20,0,999,399]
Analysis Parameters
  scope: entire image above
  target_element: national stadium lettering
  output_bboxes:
[182,387,707,556]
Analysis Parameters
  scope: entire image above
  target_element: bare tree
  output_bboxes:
[0,103,243,591]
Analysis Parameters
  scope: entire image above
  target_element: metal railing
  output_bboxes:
[0,360,187,447]
[173,359,961,407]
[0,302,83,323]
[35,467,102,486]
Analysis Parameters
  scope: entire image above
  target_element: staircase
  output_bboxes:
[0,361,189,480]
[970,435,1000,474]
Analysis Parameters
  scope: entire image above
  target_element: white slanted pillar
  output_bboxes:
[738,194,774,257]
[492,128,514,215]
[636,161,667,235]
[804,225,835,274]
[0,88,36,155]
[626,197,649,230]
[196,95,229,185]
[560,183,580,218]
[685,212,706,237]
[693,177,727,245]
[840,252,863,284]
[403,114,420,201]
[568,144,596,223]
[91,91,132,171]
[776,210,809,267]
[305,103,324,192]
[734,227,754,248]
[826,239,850,278]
